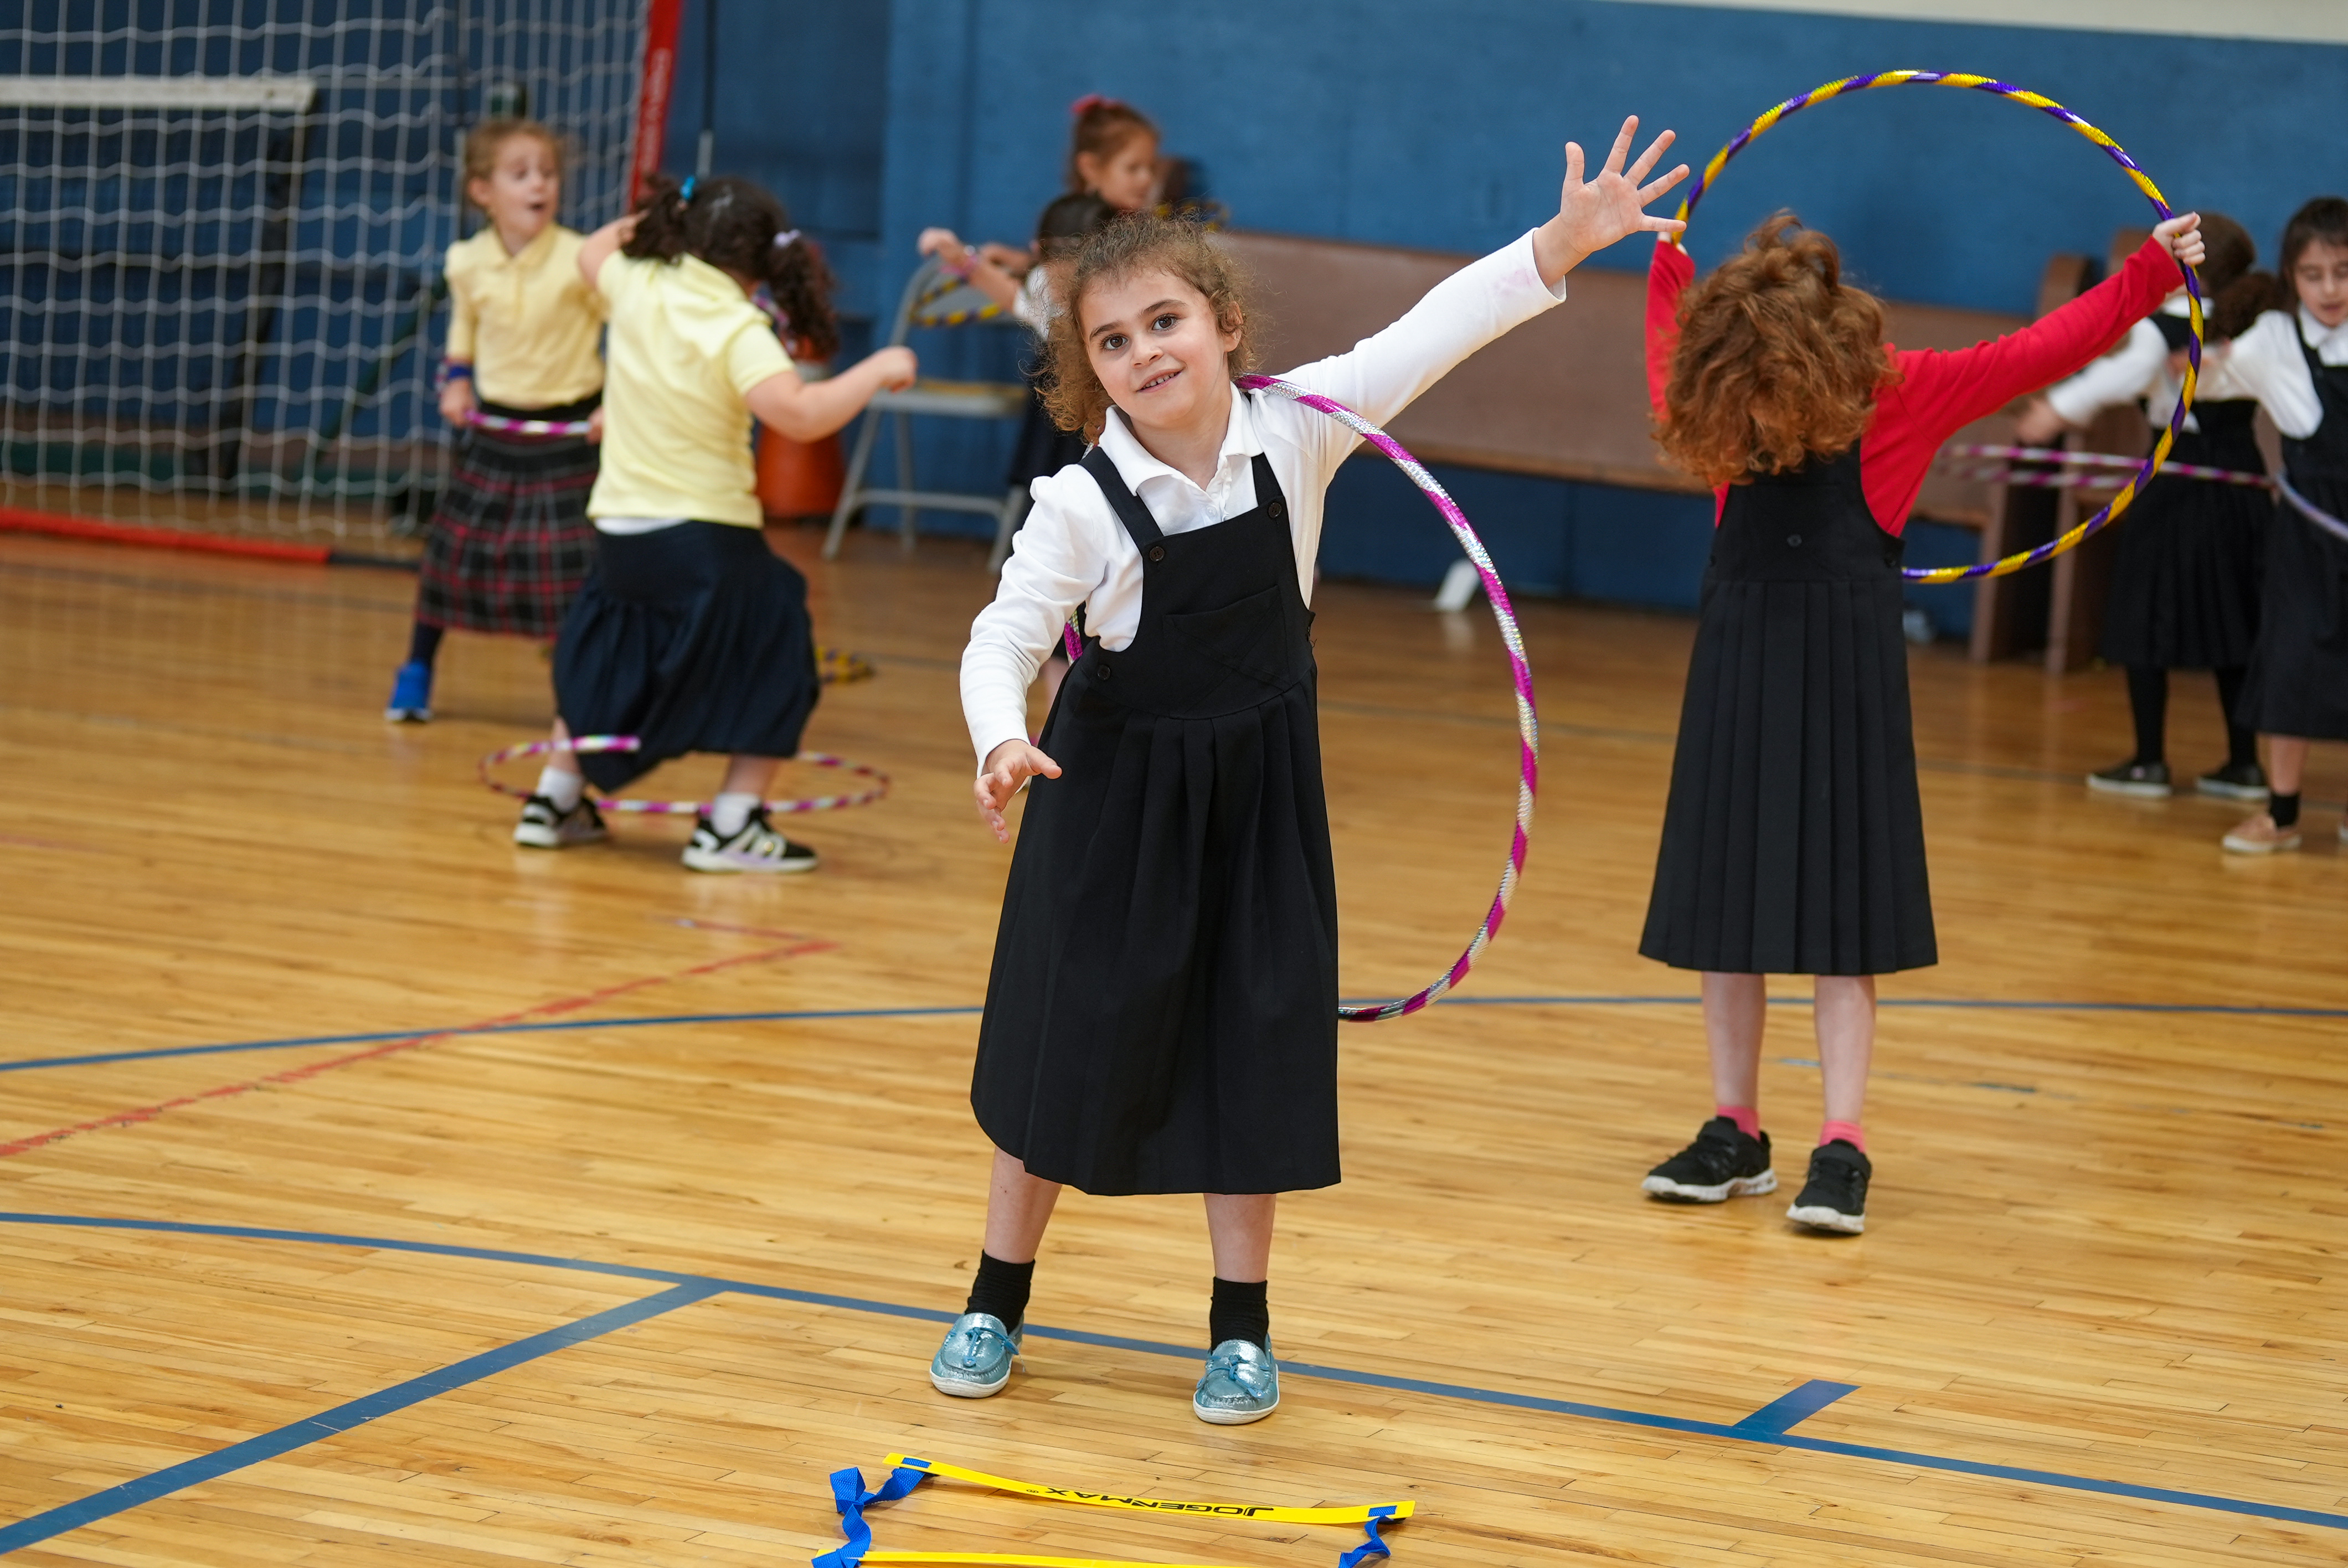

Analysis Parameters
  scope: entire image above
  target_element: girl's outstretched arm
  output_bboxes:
[1280,116,1687,467]
[918,227,1024,313]
[575,213,639,289]
[744,347,918,442]
[1532,116,1690,288]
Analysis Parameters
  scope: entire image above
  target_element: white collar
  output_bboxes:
[2299,306,2348,352]
[1096,384,1263,493]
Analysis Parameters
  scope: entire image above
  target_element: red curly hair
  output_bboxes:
[1657,214,1899,488]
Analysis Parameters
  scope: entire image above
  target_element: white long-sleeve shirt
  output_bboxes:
[2208,306,2347,441]
[960,229,1568,765]
[2045,292,2265,430]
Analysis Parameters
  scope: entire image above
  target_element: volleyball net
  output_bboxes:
[0,0,676,541]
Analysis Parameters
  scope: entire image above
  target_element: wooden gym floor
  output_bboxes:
[2,520,2345,1567]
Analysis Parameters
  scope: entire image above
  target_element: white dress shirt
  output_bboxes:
[2210,306,2348,441]
[960,230,1569,766]
[2046,292,2264,430]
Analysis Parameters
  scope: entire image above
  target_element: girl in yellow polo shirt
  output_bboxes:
[513,173,915,870]
[387,118,607,723]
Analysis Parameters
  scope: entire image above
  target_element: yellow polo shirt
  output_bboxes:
[586,252,795,527]
[442,223,606,408]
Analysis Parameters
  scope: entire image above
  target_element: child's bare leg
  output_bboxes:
[2227,735,2309,850]
[1204,1193,1275,1282]
[721,754,781,799]
[1814,975,1876,1128]
[2266,735,2309,796]
[984,1146,1062,1263]
[1702,971,1765,1113]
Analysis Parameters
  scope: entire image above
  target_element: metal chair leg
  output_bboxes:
[823,407,884,560]
[894,410,917,551]
[988,484,1031,572]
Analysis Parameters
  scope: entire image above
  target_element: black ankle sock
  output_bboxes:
[2124,665,2167,765]
[965,1251,1034,1331]
[2272,791,2301,829]
[1208,1277,1270,1352]
[2213,667,2258,766]
[407,621,445,668]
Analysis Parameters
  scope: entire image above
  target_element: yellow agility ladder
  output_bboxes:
[811,1453,1411,1568]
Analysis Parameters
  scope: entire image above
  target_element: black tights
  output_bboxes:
[406,621,445,668]
[2125,664,2255,767]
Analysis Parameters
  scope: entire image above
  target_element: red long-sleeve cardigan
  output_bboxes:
[1645,236,2181,534]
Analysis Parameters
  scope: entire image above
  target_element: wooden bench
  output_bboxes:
[1222,229,2131,666]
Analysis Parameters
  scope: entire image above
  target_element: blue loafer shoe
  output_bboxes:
[929,1312,1021,1398]
[384,660,434,723]
[1192,1338,1279,1425]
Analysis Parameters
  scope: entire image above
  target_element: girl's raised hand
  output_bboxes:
[1535,115,1689,286]
[2152,213,2206,271]
[974,738,1062,842]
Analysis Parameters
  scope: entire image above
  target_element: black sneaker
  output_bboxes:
[1786,1141,1871,1234]
[681,807,820,874]
[1641,1117,1776,1203]
[2195,760,2270,802]
[2086,759,2171,798]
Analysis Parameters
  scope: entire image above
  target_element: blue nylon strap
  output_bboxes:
[1337,1504,1398,1568]
[812,1463,929,1568]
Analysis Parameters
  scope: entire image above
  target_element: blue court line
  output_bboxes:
[11,994,2347,1077]
[1734,1379,1860,1434]
[2,1213,2342,1543]
[0,1278,720,1554]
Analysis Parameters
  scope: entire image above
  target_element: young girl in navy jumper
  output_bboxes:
[2014,212,2275,802]
[1638,210,2206,1234]
[2205,197,2348,853]
[387,119,606,721]
[930,119,1690,1423]
[515,174,914,868]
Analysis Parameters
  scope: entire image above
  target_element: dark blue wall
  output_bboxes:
[681,0,2348,625]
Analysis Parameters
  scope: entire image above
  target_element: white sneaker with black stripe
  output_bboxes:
[513,794,607,848]
[681,807,818,874]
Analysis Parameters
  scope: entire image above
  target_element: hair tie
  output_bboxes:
[1070,93,1116,118]
[773,229,801,248]
[678,176,696,203]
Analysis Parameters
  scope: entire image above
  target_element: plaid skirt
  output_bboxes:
[415,395,600,637]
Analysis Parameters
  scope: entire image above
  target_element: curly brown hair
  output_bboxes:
[1043,212,1258,442]
[1656,214,1899,487]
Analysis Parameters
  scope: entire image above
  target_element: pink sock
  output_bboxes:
[1819,1120,1866,1152]
[1716,1105,1760,1138]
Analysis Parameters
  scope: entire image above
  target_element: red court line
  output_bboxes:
[0,935,835,1159]
[0,507,333,563]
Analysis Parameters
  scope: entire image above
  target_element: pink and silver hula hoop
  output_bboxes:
[479,735,889,816]
[1235,374,1538,1023]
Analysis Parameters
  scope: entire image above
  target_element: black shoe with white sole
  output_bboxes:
[1642,1117,1775,1202]
[513,794,607,849]
[2086,759,2171,798]
[1786,1140,1871,1234]
[2194,760,2270,802]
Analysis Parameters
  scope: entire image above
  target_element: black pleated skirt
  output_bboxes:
[1640,501,1937,977]
[2237,476,2348,741]
[2098,473,2266,670]
[552,522,819,792]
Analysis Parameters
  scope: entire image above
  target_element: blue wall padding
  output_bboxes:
[673,1,2344,618]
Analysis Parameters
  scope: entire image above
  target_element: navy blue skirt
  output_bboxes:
[553,522,819,792]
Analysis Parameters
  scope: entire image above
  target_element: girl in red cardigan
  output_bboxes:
[1636,211,2203,1234]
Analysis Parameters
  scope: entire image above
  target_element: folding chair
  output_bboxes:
[823,257,1031,560]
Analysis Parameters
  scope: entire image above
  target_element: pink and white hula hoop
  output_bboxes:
[1235,374,1539,1023]
[479,735,889,816]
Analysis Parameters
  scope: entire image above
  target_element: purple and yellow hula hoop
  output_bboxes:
[1674,70,2205,584]
[479,736,890,816]
[1234,374,1538,1024]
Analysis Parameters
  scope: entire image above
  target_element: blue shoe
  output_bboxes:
[1192,1338,1279,1425]
[929,1312,1020,1398]
[384,661,433,723]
